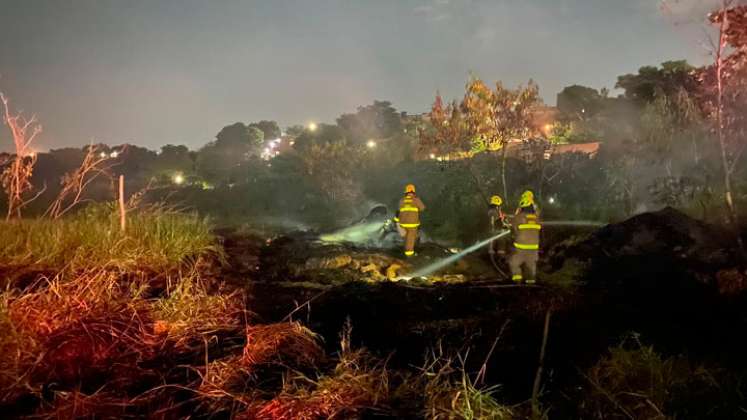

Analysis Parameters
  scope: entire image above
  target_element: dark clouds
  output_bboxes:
[0,0,721,151]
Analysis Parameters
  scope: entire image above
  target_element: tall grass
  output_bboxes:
[0,203,219,272]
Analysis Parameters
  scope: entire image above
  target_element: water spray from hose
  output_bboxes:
[402,220,606,280]
[542,220,605,228]
[406,230,512,279]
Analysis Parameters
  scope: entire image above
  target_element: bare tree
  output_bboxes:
[696,1,747,252]
[44,144,116,219]
[0,92,43,220]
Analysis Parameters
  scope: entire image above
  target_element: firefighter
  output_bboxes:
[508,190,541,284]
[488,195,508,255]
[393,184,426,257]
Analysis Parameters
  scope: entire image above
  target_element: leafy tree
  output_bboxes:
[249,120,281,141]
[291,123,347,153]
[336,100,402,144]
[419,93,469,157]
[196,123,264,184]
[616,60,697,104]
[155,144,193,173]
[461,77,541,198]
[285,125,306,138]
[300,141,365,217]
[557,85,605,120]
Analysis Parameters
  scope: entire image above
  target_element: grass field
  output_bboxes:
[0,204,219,272]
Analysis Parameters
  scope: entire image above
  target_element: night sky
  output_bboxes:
[0,0,727,151]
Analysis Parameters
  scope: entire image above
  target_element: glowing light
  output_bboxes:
[99,152,108,159]
[544,124,553,133]
[429,153,436,159]
[173,174,185,185]
[109,151,119,158]
[366,140,377,149]
[307,122,318,132]
[548,197,556,204]
[290,141,295,146]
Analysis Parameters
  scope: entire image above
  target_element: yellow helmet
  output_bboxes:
[490,195,503,206]
[519,190,534,208]
[405,184,416,194]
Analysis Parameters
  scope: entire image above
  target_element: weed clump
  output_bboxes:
[419,354,514,420]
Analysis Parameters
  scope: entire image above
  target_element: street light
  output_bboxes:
[173,174,185,185]
[366,140,377,149]
[307,122,318,132]
[109,151,119,158]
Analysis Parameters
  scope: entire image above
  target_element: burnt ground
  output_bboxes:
[217,208,747,418]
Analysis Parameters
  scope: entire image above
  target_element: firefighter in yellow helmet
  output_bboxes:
[508,190,541,284]
[488,195,507,255]
[393,184,426,257]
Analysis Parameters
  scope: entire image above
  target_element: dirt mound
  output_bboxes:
[547,207,736,289]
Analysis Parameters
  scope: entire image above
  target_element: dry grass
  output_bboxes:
[196,355,256,413]
[34,390,131,419]
[243,325,390,420]
[151,273,245,350]
[241,322,325,370]
[0,290,40,403]
[3,271,153,391]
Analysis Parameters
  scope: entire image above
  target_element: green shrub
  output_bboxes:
[581,335,741,420]
[418,354,514,420]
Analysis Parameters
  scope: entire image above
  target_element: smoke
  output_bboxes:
[318,222,385,244]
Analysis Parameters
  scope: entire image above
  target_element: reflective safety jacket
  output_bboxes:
[512,211,541,250]
[395,193,426,228]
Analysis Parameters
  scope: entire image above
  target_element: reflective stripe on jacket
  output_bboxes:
[512,212,541,251]
[398,194,425,228]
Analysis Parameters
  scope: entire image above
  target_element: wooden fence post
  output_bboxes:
[119,175,126,232]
